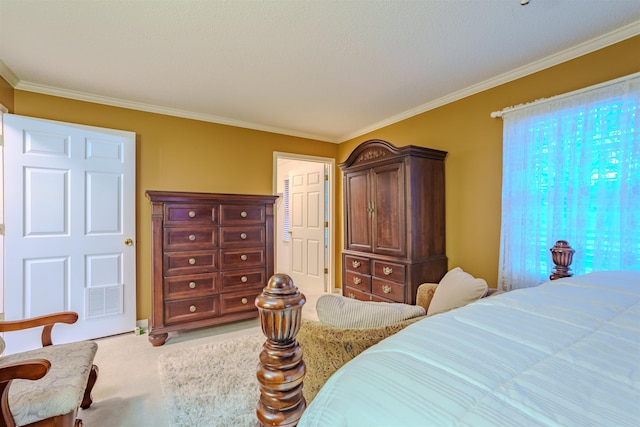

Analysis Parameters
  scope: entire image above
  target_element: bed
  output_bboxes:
[254,255,640,426]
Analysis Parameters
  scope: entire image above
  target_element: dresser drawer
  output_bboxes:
[372,277,405,302]
[344,270,371,292]
[220,290,260,315]
[164,295,219,325]
[163,227,218,250]
[164,204,217,225]
[372,260,406,283]
[163,274,219,300]
[220,248,265,270]
[163,250,219,276]
[221,269,266,291]
[343,286,371,301]
[344,255,370,274]
[220,204,266,225]
[219,226,265,248]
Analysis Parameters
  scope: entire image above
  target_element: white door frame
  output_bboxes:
[273,152,336,293]
[0,104,7,316]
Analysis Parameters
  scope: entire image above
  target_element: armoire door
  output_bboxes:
[344,169,372,253]
[371,162,405,257]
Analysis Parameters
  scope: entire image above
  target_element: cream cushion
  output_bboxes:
[427,267,489,316]
[316,294,426,328]
[0,340,97,426]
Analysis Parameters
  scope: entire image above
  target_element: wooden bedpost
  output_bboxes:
[550,240,575,280]
[255,274,306,426]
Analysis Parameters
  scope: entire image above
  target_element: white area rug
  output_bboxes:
[158,333,264,427]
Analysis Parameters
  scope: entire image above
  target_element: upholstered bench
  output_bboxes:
[298,267,500,402]
[0,312,98,427]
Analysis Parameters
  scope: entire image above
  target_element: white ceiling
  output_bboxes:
[1,1,639,143]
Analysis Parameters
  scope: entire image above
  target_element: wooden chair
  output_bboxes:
[0,312,98,427]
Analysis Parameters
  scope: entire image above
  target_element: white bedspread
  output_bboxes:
[299,271,640,427]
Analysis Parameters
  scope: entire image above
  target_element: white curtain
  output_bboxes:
[498,74,640,290]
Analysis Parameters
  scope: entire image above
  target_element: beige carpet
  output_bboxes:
[158,333,265,427]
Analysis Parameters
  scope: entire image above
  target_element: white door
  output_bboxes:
[289,164,326,290]
[3,114,136,354]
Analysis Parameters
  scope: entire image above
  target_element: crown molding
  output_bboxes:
[339,20,640,142]
[0,59,19,87]
[10,80,338,143]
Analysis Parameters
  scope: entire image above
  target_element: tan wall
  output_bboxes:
[338,35,640,288]
[6,35,639,320]
[12,92,339,320]
[0,76,14,112]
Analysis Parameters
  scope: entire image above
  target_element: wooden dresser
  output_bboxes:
[339,139,447,304]
[145,190,277,346]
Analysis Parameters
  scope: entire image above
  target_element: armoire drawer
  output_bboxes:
[371,277,405,302]
[220,204,266,225]
[220,248,265,269]
[163,250,219,276]
[163,227,218,250]
[344,255,370,274]
[164,295,219,325]
[164,204,217,225]
[372,260,406,284]
[219,226,265,248]
[343,286,371,301]
[344,270,371,292]
[163,274,219,299]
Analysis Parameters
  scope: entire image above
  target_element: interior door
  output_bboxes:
[3,114,136,354]
[289,164,326,289]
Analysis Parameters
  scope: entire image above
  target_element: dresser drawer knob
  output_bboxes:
[348,293,356,299]
[241,298,248,304]
[189,305,196,312]
[188,234,196,241]
[240,233,247,240]
[382,284,392,294]
[241,254,248,261]
[188,258,196,265]
[240,211,247,218]
[188,211,196,218]
[241,276,248,283]
[352,260,361,268]
[189,281,196,289]
[383,266,393,275]
[353,277,361,285]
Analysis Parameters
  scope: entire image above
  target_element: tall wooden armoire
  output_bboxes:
[339,139,448,304]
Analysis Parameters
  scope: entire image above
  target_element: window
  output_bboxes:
[497,74,640,290]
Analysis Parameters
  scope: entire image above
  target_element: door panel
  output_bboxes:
[344,170,371,252]
[371,162,405,256]
[3,114,136,354]
[289,164,325,288]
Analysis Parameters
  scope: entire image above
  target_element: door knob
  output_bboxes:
[124,238,133,246]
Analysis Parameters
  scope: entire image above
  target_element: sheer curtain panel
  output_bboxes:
[498,74,640,290]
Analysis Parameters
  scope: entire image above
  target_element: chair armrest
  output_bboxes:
[0,359,51,383]
[0,359,51,427]
[0,312,78,347]
[416,283,438,312]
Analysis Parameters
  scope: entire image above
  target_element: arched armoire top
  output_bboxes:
[338,139,447,170]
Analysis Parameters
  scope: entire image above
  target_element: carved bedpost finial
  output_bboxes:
[255,274,306,427]
[550,240,575,280]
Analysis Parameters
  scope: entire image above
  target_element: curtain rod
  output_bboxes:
[490,71,640,118]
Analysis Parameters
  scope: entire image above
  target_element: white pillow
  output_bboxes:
[316,294,426,328]
[427,267,488,316]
